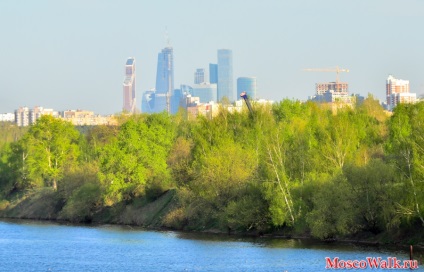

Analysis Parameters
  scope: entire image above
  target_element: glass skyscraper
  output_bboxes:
[194,68,205,84]
[209,63,218,84]
[155,46,174,112]
[237,77,257,100]
[217,49,233,102]
[155,47,174,95]
[192,83,217,103]
[123,57,136,113]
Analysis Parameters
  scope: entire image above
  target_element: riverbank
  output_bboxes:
[1,187,423,251]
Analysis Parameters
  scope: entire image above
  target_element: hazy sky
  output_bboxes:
[1,0,423,115]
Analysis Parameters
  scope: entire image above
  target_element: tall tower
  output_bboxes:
[123,57,136,113]
[217,49,233,103]
[209,63,218,84]
[155,47,174,113]
[237,77,257,100]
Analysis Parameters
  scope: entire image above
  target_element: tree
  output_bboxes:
[98,113,175,205]
[386,103,424,225]
[306,175,357,239]
[15,115,80,190]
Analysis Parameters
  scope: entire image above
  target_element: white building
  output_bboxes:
[386,75,416,110]
[14,106,58,127]
[390,92,417,109]
[15,107,30,127]
[0,113,15,122]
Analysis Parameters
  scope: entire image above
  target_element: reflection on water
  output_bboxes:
[0,219,422,271]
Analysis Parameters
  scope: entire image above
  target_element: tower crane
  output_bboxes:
[303,66,350,92]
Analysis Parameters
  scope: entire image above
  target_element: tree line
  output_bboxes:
[0,96,423,239]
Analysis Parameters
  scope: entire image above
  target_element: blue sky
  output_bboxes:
[1,0,423,114]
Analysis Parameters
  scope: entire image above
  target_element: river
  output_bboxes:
[0,219,421,271]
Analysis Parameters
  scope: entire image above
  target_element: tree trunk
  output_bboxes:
[53,178,57,191]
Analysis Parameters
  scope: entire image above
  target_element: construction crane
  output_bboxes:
[303,66,350,92]
[240,92,253,115]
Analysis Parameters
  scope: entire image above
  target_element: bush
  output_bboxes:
[60,182,102,223]
[0,199,9,210]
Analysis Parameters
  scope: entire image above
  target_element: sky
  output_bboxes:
[1,0,423,115]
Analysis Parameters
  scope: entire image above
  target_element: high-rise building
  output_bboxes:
[30,106,58,124]
[316,82,348,95]
[390,92,417,110]
[209,63,218,84]
[155,47,174,112]
[123,57,136,113]
[194,68,205,84]
[237,77,257,100]
[192,83,217,103]
[14,106,58,127]
[156,47,174,95]
[217,49,233,102]
[15,107,30,127]
[386,75,413,110]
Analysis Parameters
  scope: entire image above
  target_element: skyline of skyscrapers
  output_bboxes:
[217,49,234,102]
[123,57,136,113]
[237,77,257,100]
[140,46,258,115]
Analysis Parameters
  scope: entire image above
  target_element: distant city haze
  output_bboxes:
[1,0,423,115]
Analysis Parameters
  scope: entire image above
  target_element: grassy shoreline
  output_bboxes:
[1,188,423,252]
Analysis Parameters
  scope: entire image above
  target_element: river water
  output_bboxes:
[0,219,421,271]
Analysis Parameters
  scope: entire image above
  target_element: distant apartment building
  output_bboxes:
[386,75,416,111]
[61,110,117,126]
[185,96,220,120]
[15,106,58,127]
[307,79,356,110]
[316,82,348,95]
[123,57,136,113]
[14,106,115,127]
[0,113,15,122]
[15,107,30,127]
[30,106,59,124]
[390,92,417,109]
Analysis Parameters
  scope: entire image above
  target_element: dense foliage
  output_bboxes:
[1,98,424,240]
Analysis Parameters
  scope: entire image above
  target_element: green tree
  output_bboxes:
[344,160,400,232]
[98,113,175,205]
[386,103,424,225]
[306,175,357,239]
[13,116,80,190]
